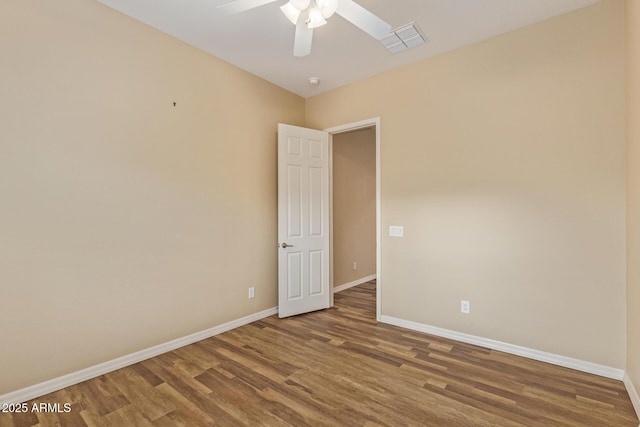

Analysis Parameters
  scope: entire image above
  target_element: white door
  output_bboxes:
[277,123,330,318]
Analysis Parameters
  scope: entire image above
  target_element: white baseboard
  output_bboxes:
[333,274,376,293]
[379,315,624,381]
[0,306,278,406]
[623,372,640,422]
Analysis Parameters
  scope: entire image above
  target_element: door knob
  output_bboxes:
[280,242,294,248]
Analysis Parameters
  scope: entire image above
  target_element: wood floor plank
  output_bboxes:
[141,357,239,426]
[1,281,638,426]
[106,367,174,421]
[154,382,216,426]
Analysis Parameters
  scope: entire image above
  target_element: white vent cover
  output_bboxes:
[381,22,428,54]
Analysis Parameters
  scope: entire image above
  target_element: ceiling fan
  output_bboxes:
[217,0,392,57]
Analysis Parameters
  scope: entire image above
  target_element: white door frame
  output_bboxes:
[325,117,381,321]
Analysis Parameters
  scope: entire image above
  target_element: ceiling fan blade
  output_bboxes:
[335,0,391,40]
[216,0,278,15]
[294,10,313,57]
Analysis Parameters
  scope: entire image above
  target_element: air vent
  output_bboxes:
[381,22,428,54]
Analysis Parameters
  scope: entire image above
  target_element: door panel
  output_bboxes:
[309,250,324,295]
[287,251,303,299]
[278,124,330,318]
[287,165,302,237]
[309,166,323,236]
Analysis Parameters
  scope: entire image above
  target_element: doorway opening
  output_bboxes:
[326,118,381,320]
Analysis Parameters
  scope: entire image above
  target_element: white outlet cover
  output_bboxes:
[389,226,404,237]
[461,300,470,314]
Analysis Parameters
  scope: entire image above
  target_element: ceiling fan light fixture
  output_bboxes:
[307,7,327,28]
[316,0,339,18]
[290,0,311,11]
[280,2,301,24]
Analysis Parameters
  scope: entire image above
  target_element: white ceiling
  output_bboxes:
[96,0,600,98]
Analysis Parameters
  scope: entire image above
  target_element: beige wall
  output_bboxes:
[332,128,376,287]
[627,0,640,398]
[307,0,626,368]
[0,0,304,394]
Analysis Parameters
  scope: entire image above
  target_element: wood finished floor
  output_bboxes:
[1,282,638,426]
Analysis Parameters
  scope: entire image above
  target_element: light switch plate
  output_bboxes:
[389,226,404,237]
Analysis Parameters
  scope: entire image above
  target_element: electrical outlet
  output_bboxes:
[353,261,357,270]
[461,300,470,314]
[389,226,404,237]
[248,287,255,299]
